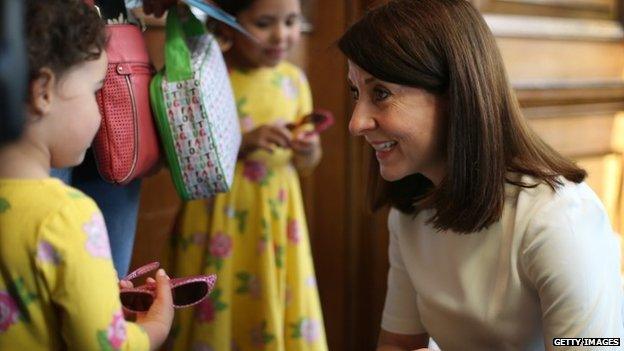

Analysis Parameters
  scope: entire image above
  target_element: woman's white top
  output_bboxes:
[382,176,624,351]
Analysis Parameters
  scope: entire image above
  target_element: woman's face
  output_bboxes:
[347,61,447,184]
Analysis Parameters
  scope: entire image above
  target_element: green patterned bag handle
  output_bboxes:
[164,6,206,82]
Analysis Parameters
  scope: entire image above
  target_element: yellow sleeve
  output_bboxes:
[35,195,150,351]
[296,68,313,118]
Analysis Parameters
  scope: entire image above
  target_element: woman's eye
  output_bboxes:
[373,88,390,101]
[349,87,359,100]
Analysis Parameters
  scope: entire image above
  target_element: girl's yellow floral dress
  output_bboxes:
[0,179,149,351]
[168,62,328,351]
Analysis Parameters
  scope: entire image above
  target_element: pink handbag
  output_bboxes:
[93,24,162,184]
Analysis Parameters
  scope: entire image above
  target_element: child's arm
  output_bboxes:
[290,68,321,174]
[238,124,292,159]
[36,197,172,350]
[128,270,175,349]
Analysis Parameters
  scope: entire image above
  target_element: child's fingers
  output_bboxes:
[257,140,275,153]
[147,269,174,328]
[266,129,291,148]
[292,141,315,155]
[153,269,173,305]
[144,0,176,17]
[271,125,293,142]
[119,280,133,289]
[297,131,319,142]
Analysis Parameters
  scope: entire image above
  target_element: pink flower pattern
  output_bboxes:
[287,219,300,244]
[250,324,265,347]
[191,232,207,246]
[0,291,19,332]
[36,240,61,264]
[257,238,268,254]
[300,318,321,342]
[107,310,127,348]
[196,298,216,323]
[240,116,254,132]
[278,188,287,202]
[281,76,298,100]
[243,160,267,183]
[83,212,111,259]
[249,275,261,299]
[306,276,317,287]
[209,232,232,259]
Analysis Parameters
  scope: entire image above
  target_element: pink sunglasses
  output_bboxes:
[119,262,217,313]
[287,109,335,134]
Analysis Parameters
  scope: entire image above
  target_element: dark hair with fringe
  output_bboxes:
[338,0,586,233]
[212,0,255,16]
[26,0,106,83]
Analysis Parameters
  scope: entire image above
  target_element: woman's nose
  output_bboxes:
[348,105,376,136]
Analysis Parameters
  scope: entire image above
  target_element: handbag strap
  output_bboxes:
[182,0,254,40]
[164,6,206,82]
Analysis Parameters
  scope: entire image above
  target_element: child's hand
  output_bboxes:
[291,130,320,155]
[143,0,177,17]
[135,269,174,351]
[119,279,133,289]
[291,128,322,173]
[240,124,292,156]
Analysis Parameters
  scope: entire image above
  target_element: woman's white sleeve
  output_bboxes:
[520,188,624,349]
[381,210,427,334]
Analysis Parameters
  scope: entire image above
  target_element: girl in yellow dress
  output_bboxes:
[168,0,328,350]
[0,1,173,350]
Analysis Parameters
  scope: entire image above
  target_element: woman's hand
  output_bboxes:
[239,124,292,158]
[377,330,429,351]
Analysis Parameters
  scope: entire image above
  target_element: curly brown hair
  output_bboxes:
[26,0,106,82]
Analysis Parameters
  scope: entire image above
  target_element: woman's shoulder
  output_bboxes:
[388,206,433,236]
[514,175,613,250]
[514,175,604,220]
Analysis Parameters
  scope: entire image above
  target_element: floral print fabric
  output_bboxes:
[0,179,149,350]
[169,62,327,351]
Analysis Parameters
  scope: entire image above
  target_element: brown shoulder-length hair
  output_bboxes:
[338,0,586,233]
[26,0,105,82]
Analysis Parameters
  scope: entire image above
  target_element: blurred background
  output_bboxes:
[132,1,624,350]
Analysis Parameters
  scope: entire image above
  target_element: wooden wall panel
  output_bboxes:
[475,0,617,19]
[497,38,624,81]
[528,114,624,228]
[528,112,621,157]
[341,1,624,350]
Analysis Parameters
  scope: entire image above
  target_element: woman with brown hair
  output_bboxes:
[339,0,624,350]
